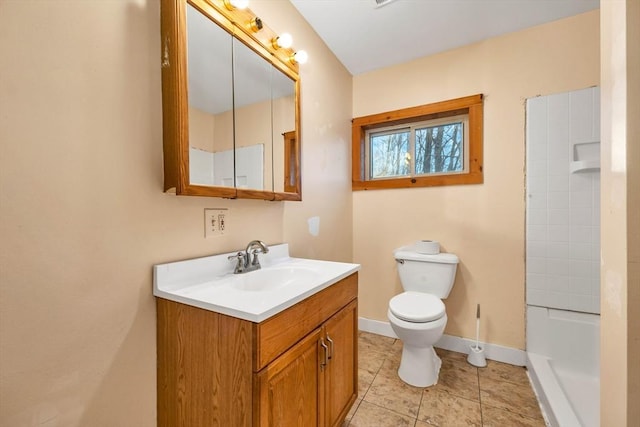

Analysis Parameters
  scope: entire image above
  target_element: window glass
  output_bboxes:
[366,116,467,180]
[369,129,410,179]
[415,122,463,174]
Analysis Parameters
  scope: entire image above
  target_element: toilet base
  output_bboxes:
[397,344,442,387]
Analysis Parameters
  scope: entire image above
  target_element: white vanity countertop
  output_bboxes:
[153,244,360,323]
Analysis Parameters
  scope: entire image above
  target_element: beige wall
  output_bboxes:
[213,109,234,151]
[0,1,352,425]
[353,11,600,349]
[600,0,640,424]
[249,2,355,260]
[188,107,216,151]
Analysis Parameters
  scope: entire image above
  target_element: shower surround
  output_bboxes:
[525,87,601,427]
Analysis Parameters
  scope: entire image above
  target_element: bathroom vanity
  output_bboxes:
[154,245,359,426]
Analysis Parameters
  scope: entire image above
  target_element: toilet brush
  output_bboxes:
[474,304,480,350]
[467,304,487,367]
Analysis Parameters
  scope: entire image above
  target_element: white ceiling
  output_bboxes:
[289,0,599,75]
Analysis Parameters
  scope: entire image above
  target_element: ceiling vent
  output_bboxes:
[373,0,399,8]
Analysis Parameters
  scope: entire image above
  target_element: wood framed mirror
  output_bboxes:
[160,0,301,201]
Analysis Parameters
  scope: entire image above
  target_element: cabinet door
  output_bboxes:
[324,300,358,427]
[255,327,324,427]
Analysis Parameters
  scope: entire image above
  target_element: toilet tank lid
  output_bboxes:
[394,245,459,264]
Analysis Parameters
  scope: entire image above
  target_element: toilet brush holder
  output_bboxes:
[467,345,487,367]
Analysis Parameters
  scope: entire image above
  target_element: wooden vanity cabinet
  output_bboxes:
[157,273,358,427]
[323,300,358,426]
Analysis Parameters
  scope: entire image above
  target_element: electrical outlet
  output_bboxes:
[218,213,226,232]
[204,208,228,238]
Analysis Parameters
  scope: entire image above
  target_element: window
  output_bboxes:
[352,94,483,190]
[367,114,468,180]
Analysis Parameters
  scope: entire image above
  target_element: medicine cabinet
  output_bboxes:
[160,0,301,200]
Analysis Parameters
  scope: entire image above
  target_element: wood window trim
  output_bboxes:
[352,94,484,191]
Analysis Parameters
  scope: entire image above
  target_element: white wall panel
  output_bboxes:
[526,87,600,314]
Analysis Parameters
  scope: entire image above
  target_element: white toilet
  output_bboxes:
[388,244,459,387]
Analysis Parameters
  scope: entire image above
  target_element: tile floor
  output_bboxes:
[344,331,547,427]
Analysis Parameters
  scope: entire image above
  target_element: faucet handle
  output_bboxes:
[228,251,246,273]
[227,251,244,261]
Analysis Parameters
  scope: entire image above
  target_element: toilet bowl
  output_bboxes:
[388,292,447,387]
[388,245,458,387]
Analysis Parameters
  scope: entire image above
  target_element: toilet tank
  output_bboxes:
[394,245,459,298]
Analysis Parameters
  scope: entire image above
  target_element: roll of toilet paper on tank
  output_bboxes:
[416,240,440,254]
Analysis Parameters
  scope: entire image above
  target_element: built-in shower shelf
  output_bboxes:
[570,140,600,174]
[570,159,600,174]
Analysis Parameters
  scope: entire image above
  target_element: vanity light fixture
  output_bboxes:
[290,50,308,65]
[223,0,249,10]
[249,17,263,32]
[272,33,293,49]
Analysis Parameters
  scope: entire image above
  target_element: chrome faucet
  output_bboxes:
[228,240,270,274]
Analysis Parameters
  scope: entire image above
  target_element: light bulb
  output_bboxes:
[273,33,293,49]
[291,50,308,64]
[223,0,248,10]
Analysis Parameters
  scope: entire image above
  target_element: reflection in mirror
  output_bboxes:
[232,38,272,191]
[272,67,296,193]
[186,4,234,188]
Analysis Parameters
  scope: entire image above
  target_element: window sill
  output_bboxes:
[352,170,483,191]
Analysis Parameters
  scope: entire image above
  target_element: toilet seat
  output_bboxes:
[389,291,445,323]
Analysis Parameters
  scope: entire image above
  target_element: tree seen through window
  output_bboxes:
[416,123,463,174]
[369,122,463,179]
[370,130,410,178]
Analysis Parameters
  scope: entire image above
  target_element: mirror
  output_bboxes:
[160,0,301,200]
[233,39,297,194]
[232,37,272,192]
[272,66,297,193]
[186,3,234,188]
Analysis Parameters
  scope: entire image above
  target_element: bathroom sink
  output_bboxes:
[223,265,320,292]
[153,244,360,322]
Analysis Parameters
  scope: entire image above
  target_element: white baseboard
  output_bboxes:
[358,317,397,338]
[358,317,526,366]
